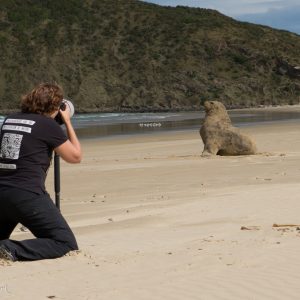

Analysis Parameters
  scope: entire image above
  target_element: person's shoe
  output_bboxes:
[0,245,16,262]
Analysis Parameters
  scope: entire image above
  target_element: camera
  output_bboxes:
[55,99,75,125]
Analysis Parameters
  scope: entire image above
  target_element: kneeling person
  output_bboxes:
[0,83,82,261]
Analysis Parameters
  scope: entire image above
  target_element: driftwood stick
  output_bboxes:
[241,226,261,231]
[272,223,300,228]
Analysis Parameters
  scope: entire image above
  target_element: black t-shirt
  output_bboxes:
[0,113,67,194]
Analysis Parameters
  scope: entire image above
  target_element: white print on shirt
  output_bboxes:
[5,119,35,126]
[0,163,16,169]
[0,133,23,160]
[2,125,32,133]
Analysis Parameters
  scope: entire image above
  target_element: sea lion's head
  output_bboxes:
[203,101,227,115]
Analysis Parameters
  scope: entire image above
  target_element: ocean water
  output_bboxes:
[70,110,300,139]
[0,110,300,139]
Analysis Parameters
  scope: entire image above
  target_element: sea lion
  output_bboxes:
[200,101,257,156]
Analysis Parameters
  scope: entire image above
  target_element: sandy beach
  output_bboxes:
[2,120,300,299]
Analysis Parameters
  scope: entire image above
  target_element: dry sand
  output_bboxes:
[2,120,300,299]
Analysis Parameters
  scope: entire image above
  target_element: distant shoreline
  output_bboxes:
[1,104,300,116]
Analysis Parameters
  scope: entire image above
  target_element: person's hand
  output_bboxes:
[59,107,71,124]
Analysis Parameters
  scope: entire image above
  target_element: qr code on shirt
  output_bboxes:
[0,133,23,159]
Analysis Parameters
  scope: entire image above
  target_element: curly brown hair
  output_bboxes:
[21,83,63,115]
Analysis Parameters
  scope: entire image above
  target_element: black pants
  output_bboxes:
[0,187,78,261]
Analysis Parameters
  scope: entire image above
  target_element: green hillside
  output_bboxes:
[0,0,300,112]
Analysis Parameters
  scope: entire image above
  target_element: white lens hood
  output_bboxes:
[62,99,75,118]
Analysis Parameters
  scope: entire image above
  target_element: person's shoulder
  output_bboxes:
[6,112,41,121]
[5,112,23,119]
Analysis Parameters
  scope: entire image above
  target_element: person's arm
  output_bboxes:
[54,109,82,163]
